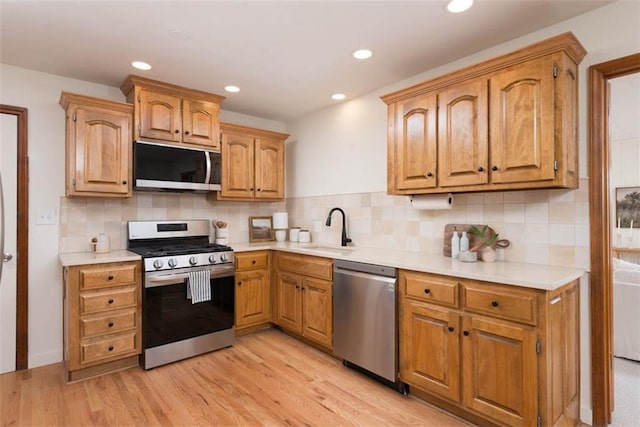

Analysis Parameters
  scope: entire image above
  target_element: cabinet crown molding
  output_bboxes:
[59,91,133,113]
[381,32,586,104]
[120,75,226,105]
[220,122,289,141]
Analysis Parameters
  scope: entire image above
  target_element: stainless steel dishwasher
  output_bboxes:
[333,259,406,393]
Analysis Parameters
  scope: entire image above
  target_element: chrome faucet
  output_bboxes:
[325,207,352,247]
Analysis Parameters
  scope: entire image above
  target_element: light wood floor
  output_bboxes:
[1,329,472,426]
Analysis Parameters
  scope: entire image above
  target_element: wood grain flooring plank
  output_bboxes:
[0,329,471,427]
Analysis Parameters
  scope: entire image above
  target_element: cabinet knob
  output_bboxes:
[238,281,242,286]
[108,322,114,328]
[108,299,114,304]
[107,275,114,280]
[448,326,454,332]
[424,289,431,294]
[426,172,433,178]
[477,166,484,172]
[463,330,470,336]
[108,346,114,352]
[122,180,127,185]
[257,188,261,191]
[175,129,180,134]
[184,130,190,135]
[252,260,256,264]
[492,165,499,171]
[491,300,499,307]
[250,188,254,191]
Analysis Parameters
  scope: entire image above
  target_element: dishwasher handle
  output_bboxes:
[334,259,396,278]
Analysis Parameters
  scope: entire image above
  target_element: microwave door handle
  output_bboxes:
[204,151,212,185]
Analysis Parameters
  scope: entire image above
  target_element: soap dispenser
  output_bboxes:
[460,230,469,252]
[451,228,460,259]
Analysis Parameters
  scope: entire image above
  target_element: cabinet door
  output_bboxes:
[302,277,332,348]
[462,316,537,426]
[489,56,555,184]
[138,89,182,142]
[394,93,437,190]
[255,137,284,200]
[400,301,460,402]
[72,106,131,196]
[220,132,255,198]
[235,269,270,329]
[438,78,489,187]
[276,271,302,333]
[182,99,220,149]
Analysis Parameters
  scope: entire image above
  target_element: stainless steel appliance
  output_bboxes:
[333,259,406,393]
[127,220,234,369]
[133,141,221,192]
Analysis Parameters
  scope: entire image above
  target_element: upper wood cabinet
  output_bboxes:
[216,122,288,201]
[59,92,133,198]
[121,75,225,150]
[382,32,586,195]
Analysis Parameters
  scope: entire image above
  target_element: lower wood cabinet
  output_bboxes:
[234,251,271,331]
[63,261,142,382]
[274,252,333,349]
[399,270,579,427]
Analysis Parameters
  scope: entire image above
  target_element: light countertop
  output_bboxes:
[232,242,586,291]
[59,243,585,291]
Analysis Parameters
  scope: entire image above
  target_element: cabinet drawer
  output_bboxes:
[235,251,269,271]
[80,331,138,365]
[402,271,459,308]
[462,282,538,325]
[80,264,137,290]
[80,308,137,338]
[277,252,332,281]
[80,286,137,315]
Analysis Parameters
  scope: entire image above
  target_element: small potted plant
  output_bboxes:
[468,225,499,262]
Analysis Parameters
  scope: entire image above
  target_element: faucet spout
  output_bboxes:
[325,207,352,247]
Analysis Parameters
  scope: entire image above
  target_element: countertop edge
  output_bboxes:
[59,250,142,267]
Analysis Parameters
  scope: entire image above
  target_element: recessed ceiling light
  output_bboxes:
[131,61,152,71]
[332,93,346,101]
[353,49,373,60]
[225,85,240,93]
[447,0,473,13]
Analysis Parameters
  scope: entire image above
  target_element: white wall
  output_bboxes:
[0,64,286,368]
[285,0,640,198]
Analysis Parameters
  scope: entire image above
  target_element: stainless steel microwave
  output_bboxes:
[133,141,221,192]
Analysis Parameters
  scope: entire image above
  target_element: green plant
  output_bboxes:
[467,225,499,250]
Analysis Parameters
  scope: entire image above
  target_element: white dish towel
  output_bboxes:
[187,269,211,304]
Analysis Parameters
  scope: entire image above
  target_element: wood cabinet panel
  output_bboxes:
[461,316,537,426]
[255,138,285,199]
[276,252,333,281]
[80,287,137,314]
[60,92,133,198]
[301,277,332,348]
[221,132,255,198]
[80,264,138,290]
[403,270,459,308]
[438,78,489,187]
[181,99,220,148]
[139,90,182,142]
[80,308,137,338]
[80,331,138,365]
[394,93,438,190]
[235,269,271,328]
[235,251,270,270]
[276,271,303,333]
[462,281,538,326]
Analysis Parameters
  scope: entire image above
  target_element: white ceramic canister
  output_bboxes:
[298,230,311,243]
[289,227,301,242]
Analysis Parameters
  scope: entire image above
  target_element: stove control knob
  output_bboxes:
[189,256,198,266]
[208,254,217,264]
[168,259,177,268]
[220,253,229,262]
[153,259,164,269]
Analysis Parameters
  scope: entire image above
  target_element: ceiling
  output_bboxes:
[0,1,612,123]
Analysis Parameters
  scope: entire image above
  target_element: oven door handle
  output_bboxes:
[145,266,234,288]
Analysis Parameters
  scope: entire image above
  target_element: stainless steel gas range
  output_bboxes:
[127,220,234,369]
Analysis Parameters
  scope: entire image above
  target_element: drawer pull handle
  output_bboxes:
[108,346,114,352]
[107,275,114,280]
[448,326,454,332]
[463,330,470,336]
[108,299,114,304]
[426,172,433,177]
[252,260,256,264]
[108,322,114,328]
[491,300,499,307]
[424,289,431,294]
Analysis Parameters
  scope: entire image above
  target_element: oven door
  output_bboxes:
[143,264,234,350]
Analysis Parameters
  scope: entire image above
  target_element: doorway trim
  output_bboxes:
[0,104,28,370]
[589,53,640,426]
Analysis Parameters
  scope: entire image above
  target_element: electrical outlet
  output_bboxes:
[35,209,57,225]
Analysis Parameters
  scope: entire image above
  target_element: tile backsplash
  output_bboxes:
[59,179,590,269]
